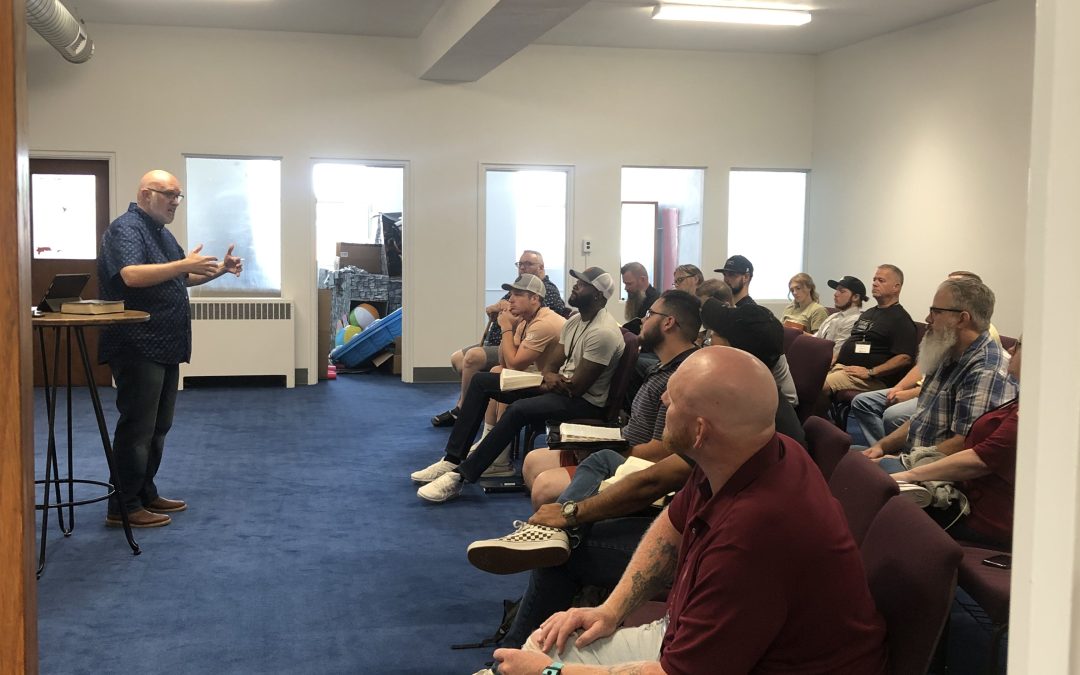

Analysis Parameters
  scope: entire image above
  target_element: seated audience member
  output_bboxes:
[715,254,756,306]
[693,278,733,306]
[484,348,888,675]
[782,272,829,333]
[412,268,623,503]
[891,339,1021,549]
[670,264,704,295]
[521,290,701,508]
[814,275,866,357]
[706,300,798,407]
[851,270,1005,445]
[476,274,567,475]
[862,278,1016,460]
[822,264,917,397]
[620,262,660,324]
[433,250,566,427]
[466,303,807,650]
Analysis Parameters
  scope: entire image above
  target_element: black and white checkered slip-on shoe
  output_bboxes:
[467,521,570,575]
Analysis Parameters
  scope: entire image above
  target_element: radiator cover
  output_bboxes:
[179,299,295,389]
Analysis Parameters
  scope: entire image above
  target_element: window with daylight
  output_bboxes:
[483,167,569,312]
[185,156,282,296]
[727,169,808,300]
[313,162,405,272]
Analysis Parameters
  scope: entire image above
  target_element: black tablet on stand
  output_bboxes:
[37,273,91,313]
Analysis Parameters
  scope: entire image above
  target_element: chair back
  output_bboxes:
[600,329,640,422]
[998,334,1018,352]
[786,333,835,422]
[782,326,802,353]
[915,321,928,344]
[802,415,852,480]
[860,498,962,675]
[828,453,900,546]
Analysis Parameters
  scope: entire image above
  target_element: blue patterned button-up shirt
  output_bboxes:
[907,332,1016,449]
[97,203,191,365]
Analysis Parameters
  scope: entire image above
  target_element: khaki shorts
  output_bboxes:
[452,344,500,373]
[823,364,889,394]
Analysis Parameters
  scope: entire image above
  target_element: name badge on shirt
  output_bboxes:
[855,342,871,354]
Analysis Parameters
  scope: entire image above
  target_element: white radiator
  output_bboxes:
[179,299,295,389]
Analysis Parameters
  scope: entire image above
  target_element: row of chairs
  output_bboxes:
[806,417,1011,674]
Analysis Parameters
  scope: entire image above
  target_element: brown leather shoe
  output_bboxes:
[106,508,171,528]
[145,496,187,513]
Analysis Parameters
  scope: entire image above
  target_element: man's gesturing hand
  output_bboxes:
[185,244,219,276]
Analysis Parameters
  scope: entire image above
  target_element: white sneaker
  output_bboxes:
[897,481,933,508]
[418,471,463,503]
[410,459,457,484]
[467,520,570,574]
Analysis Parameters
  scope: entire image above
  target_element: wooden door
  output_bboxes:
[29,158,112,386]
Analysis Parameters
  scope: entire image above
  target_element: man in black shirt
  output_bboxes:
[620,261,660,326]
[716,254,757,306]
[823,264,917,395]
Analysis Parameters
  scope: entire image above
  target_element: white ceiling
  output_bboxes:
[56,0,996,80]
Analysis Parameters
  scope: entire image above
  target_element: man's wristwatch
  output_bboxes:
[561,500,579,528]
[542,660,564,675]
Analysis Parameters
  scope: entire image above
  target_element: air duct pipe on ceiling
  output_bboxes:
[25,0,94,63]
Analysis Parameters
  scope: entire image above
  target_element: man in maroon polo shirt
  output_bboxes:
[488,347,887,675]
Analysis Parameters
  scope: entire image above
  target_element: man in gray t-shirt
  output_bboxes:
[413,267,625,504]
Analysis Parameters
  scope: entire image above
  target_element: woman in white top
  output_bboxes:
[782,272,829,333]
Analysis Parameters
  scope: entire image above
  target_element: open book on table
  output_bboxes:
[548,422,629,451]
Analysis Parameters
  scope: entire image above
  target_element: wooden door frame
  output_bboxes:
[0,0,39,672]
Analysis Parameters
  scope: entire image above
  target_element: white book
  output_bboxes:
[499,368,544,391]
[558,423,624,443]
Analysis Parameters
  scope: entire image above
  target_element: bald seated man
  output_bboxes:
[487,347,887,675]
[98,170,243,529]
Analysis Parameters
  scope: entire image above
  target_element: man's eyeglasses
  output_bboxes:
[148,188,185,203]
[644,309,677,325]
[672,276,691,286]
[928,306,964,316]
[515,261,539,269]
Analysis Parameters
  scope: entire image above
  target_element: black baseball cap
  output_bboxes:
[699,299,783,369]
[715,255,753,276]
[827,276,867,299]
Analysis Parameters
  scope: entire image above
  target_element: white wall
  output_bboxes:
[25,26,814,380]
[808,0,1034,335]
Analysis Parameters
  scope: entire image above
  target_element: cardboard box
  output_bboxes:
[393,336,402,375]
[335,242,383,274]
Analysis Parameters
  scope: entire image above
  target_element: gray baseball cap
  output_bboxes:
[502,273,545,297]
[569,267,617,300]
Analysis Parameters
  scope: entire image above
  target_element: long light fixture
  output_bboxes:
[652,4,812,26]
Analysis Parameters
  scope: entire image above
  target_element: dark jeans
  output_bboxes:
[501,516,655,648]
[446,372,602,483]
[108,358,179,514]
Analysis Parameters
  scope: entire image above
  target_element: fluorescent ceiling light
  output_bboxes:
[652,4,812,26]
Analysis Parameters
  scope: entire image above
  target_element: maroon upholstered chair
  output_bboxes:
[803,415,852,481]
[860,498,963,675]
[998,334,1018,352]
[782,326,802,353]
[785,333,835,422]
[957,544,1011,674]
[827,452,899,546]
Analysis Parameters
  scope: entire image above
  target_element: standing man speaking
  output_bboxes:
[98,169,243,528]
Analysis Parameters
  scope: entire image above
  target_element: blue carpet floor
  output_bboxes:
[33,375,1002,673]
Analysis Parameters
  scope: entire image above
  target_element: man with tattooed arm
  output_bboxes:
[485,347,887,675]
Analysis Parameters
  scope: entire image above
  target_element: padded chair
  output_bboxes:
[956,544,1011,674]
[782,326,802,353]
[785,333,835,422]
[998,334,1018,352]
[827,452,899,546]
[519,329,640,455]
[803,415,852,481]
[860,498,963,675]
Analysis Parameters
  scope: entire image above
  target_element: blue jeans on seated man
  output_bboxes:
[850,390,918,445]
[445,371,603,482]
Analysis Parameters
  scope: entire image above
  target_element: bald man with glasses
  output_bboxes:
[98,170,243,528]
